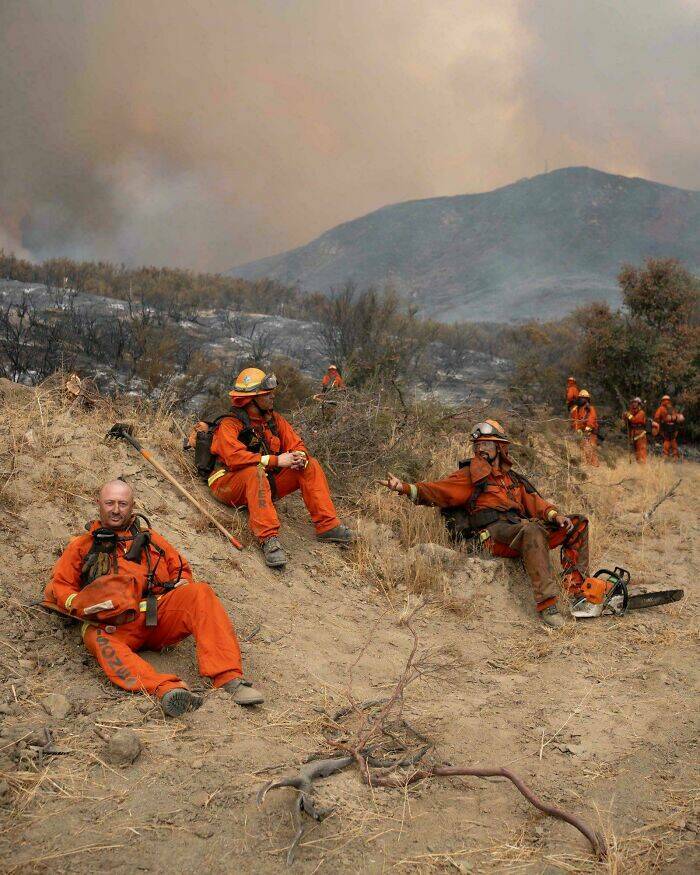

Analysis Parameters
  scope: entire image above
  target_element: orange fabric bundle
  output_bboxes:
[67,574,142,625]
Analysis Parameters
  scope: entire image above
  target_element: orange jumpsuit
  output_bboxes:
[566,382,579,411]
[45,523,243,699]
[404,455,589,610]
[209,409,340,540]
[653,405,680,460]
[571,404,599,466]
[624,408,647,463]
[322,371,346,391]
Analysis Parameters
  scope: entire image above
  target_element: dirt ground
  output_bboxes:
[0,382,698,873]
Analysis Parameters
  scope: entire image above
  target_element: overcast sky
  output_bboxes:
[1,0,698,271]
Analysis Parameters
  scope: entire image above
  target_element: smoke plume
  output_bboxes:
[1,0,698,271]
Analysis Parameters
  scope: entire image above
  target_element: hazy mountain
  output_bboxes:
[230,167,700,323]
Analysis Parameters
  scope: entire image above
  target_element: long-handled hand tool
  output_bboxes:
[106,423,243,551]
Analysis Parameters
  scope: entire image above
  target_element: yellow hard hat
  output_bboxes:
[661,394,671,401]
[470,419,509,443]
[578,389,591,399]
[228,367,278,399]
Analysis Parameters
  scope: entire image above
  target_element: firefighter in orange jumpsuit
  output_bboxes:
[322,364,346,391]
[566,376,579,412]
[623,397,647,463]
[380,420,590,629]
[44,480,263,717]
[208,367,353,567]
[570,389,599,466]
[653,395,683,461]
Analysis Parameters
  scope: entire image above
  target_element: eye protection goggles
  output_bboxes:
[470,421,507,442]
[237,372,278,393]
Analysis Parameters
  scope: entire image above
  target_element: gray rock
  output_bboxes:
[105,729,142,766]
[42,693,72,720]
[191,821,215,838]
[0,780,9,800]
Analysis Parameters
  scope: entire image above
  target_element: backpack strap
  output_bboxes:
[509,470,542,497]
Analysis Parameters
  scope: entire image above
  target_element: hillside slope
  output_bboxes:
[1,381,698,873]
[231,167,700,323]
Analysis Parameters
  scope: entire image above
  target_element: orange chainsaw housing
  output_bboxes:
[580,576,611,605]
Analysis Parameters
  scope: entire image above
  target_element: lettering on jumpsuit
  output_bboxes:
[96,631,137,688]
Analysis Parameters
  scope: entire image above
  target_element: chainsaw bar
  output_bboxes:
[627,589,684,610]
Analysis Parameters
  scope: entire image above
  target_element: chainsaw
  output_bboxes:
[570,566,684,618]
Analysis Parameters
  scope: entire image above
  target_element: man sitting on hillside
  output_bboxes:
[380,420,589,629]
[44,480,263,716]
[208,367,353,567]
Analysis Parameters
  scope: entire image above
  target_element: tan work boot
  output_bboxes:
[260,536,287,568]
[540,604,565,629]
[222,678,265,706]
[317,523,355,545]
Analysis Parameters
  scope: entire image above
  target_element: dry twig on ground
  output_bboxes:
[257,611,607,864]
[643,477,682,521]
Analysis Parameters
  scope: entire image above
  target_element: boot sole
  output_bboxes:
[161,689,203,717]
[233,694,265,706]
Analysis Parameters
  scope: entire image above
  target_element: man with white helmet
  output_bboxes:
[381,420,590,628]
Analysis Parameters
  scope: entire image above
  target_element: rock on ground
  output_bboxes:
[42,693,72,720]
[105,728,142,766]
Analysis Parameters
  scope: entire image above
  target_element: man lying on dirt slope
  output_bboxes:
[43,479,263,716]
[207,367,354,568]
[381,420,589,629]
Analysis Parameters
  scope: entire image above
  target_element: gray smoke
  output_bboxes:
[0,0,697,271]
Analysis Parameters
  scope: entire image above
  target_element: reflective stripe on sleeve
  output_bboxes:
[207,468,227,487]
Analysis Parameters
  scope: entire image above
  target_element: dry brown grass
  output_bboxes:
[0,373,248,548]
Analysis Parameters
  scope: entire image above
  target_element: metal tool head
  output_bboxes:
[106,422,142,451]
[106,422,135,441]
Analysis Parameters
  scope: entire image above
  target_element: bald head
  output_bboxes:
[97,480,135,530]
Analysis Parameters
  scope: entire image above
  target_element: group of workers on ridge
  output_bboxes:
[566,377,684,465]
[43,364,686,718]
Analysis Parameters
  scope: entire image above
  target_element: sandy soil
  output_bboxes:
[0,382,698,873]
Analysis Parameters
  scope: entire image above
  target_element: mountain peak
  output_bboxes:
[230,168,699,323]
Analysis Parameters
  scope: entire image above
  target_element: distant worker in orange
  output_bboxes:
[623,397,648,464]
[380,420,590,629]
[653,395,684,461]
[570,390,599,466]
[322,364,346,392]
[207,368,354,567]
[566,376,579,412]
[44,480,263,717]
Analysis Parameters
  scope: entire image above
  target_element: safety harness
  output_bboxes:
[441,460,543,543]
[81,514,183,627]
[195,407,282,500]
[194,408,279,477]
